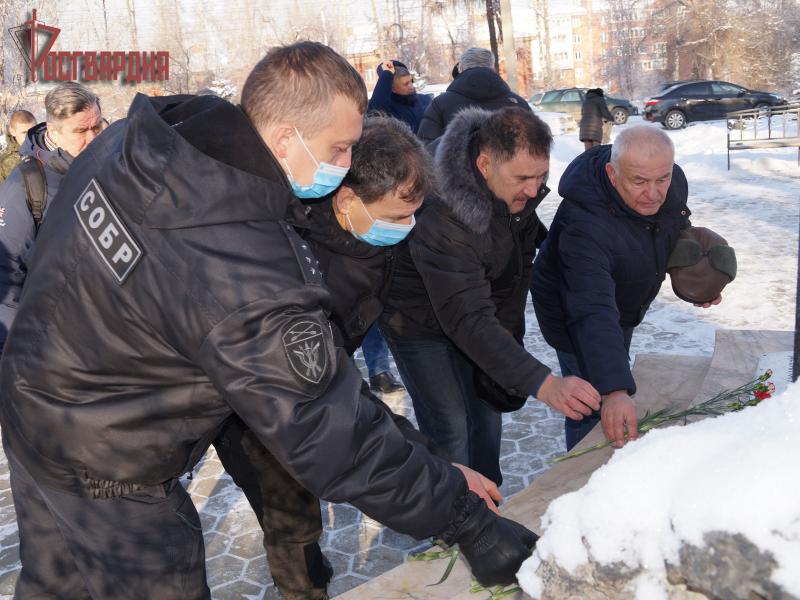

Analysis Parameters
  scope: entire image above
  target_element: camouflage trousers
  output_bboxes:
[214,417,332,600]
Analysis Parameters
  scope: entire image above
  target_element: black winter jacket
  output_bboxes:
[530,145,691,395]
[579,89,614,142]
[0,93,465,539]
[417,67,530,144]
[300,197,399,355]
[382,108,551,398]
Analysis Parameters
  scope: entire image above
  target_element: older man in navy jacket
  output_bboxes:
[532,126,720,450]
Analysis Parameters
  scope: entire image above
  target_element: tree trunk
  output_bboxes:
[485,0,499,70]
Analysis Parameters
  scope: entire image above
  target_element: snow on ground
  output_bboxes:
[529,116,799,363]
[517,380,800,598]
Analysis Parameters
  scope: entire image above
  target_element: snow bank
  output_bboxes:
[517,381,800,598]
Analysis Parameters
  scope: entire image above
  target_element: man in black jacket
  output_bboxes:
[530,126,711,451]
[0,43,536,599]
[382,107,600,485]
[216,115,503,600]
[417,47,530,146]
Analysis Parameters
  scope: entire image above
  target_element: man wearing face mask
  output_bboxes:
[382,107,601,486]
[1,42,540,599]
[216,115,507,599]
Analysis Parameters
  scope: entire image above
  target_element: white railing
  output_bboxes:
[726,103,800,169]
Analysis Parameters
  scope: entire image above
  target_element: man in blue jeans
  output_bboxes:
[531,127,715,451]
[382,107,600,485]
[362,323,405,393]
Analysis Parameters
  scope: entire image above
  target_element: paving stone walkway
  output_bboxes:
[0,337,566,599]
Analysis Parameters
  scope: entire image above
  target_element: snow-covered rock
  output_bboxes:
[517,382,800,600]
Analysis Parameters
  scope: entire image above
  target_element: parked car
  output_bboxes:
[532,88,637,124]
[643,80,787,129]
[529,106,577,135]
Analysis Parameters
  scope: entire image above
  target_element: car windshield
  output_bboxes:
[660,83,691,97]
[541,91,561,103]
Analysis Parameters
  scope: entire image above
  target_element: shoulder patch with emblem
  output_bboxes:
[282,317,334,394]
[73,178,142,284]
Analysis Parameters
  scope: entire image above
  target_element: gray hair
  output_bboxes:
[610,125,674,169]
[459,47,495,71]
[45,82,100,125]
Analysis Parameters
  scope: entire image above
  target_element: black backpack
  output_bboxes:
[18,156,47,230]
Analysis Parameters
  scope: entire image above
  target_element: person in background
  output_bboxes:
[0,84,102,352]
[417,47,530,146]
[0,110,36,182]
[367,59,432,134]
[579,88,614,151]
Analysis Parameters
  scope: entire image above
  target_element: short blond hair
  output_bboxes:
[9,110,35,132]
[45,82,100,126]
[241,42,367,135]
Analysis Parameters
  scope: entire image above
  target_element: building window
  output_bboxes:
[574,34,582,43]
[642,60,652,71]
[575,50,582,60]
[601,32,608,42]
[575,68,584,79]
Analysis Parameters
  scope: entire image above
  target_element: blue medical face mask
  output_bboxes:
[347,198,416,247]
[284,128,349,199]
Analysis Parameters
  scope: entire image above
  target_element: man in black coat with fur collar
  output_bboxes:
[382,107,600,485]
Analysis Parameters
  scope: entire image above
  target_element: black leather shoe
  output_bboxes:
[369,371,405,393]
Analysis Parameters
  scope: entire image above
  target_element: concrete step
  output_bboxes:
[339,329,794,599]
[338,352,717,599]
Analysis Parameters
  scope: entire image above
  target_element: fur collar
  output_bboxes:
[434,107,500,234]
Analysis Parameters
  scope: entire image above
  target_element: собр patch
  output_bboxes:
[74,178,142,284]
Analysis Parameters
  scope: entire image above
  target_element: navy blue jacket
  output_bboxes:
[367,63,432,134]
[530,145,690,395]
[0,123,71,349]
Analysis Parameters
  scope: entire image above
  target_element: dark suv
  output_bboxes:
[644,80,787,129]
[534,88,637,124]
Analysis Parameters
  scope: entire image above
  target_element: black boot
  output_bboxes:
[369,371,405,393]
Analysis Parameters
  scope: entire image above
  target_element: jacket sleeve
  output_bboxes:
[599,98,614,122]
[0,167,36,350]
[196,256,466,540]
[410,216,551,397]
[367,69,395,114]
[417,98,446,143]
[558,222,635,395]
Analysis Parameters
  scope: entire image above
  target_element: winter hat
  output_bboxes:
[667,227,736,303]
